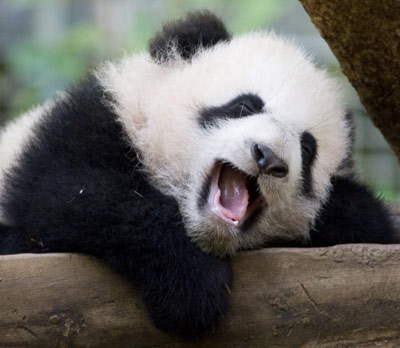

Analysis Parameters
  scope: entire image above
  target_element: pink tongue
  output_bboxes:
[218,166,249,222]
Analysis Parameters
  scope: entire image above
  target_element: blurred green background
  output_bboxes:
[1,0,399,200]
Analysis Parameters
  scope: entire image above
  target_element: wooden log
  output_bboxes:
[0,206,399,347]
[1,243,400,347]
[298,0,400,162]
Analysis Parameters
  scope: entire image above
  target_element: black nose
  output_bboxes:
[251,143,289,178]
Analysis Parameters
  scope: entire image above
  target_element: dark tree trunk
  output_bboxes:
[299,0,400,162]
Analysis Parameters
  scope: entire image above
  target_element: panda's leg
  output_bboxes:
[0,166,232,338]
[309,176,395,246]
[102,222,232,338]
[99,216,232,339]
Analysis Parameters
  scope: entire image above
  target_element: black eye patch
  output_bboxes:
[199,93,265,128]
[300,131,318,195]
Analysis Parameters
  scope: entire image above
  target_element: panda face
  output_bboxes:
[99,22,351,256]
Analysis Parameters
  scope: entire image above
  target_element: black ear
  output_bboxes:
[149,11,231,63]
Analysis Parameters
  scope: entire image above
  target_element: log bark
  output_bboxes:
[299,0,400,162]
[0,206,399,347]
[0,244,400,347]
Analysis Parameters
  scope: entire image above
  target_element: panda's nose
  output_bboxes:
[251,143,288,178]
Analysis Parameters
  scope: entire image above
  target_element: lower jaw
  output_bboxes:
[189,221,241,256]
[207,160,264,224]
[209,197,266,232]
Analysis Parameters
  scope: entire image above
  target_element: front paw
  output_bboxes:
[142,256,232,338]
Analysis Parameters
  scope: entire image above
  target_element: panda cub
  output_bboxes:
[0,11,394,337]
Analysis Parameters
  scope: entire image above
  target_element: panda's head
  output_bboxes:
[98,11,352,255]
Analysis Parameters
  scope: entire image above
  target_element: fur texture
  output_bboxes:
[0,11,395,337]
[0,77,232,338]
[98,27,353,255]
[149,11,231,62]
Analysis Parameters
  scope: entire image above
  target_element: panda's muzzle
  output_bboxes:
[207,161,264,226]
[251,143,288,178]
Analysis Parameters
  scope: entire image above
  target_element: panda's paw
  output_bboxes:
[144,256,232,338]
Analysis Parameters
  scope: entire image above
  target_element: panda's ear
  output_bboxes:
[149,10,231,63]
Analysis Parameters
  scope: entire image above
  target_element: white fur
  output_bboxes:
[96,31,350,255]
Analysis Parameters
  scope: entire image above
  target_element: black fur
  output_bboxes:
[0,12,396,340]
[300,131,317,195]
[149,10,231,63]
[0,76,232,338]
[309,175,395,246]
[199,93,265,128]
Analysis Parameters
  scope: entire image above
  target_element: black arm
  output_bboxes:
[309,175,395,246]
[0,164,232,338]
[0,76,231,338]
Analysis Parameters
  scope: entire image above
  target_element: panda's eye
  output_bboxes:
[199,93,265,128]
[230,95,264,118]
[301,132,317,165]
[301,143,312,160]
[236,100,259,116]
[300,131,318,195]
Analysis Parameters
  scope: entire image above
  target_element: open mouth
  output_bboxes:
[207,161,265,226]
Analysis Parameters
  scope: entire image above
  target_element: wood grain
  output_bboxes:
[1,243,400,347]
[0,205,399,347]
